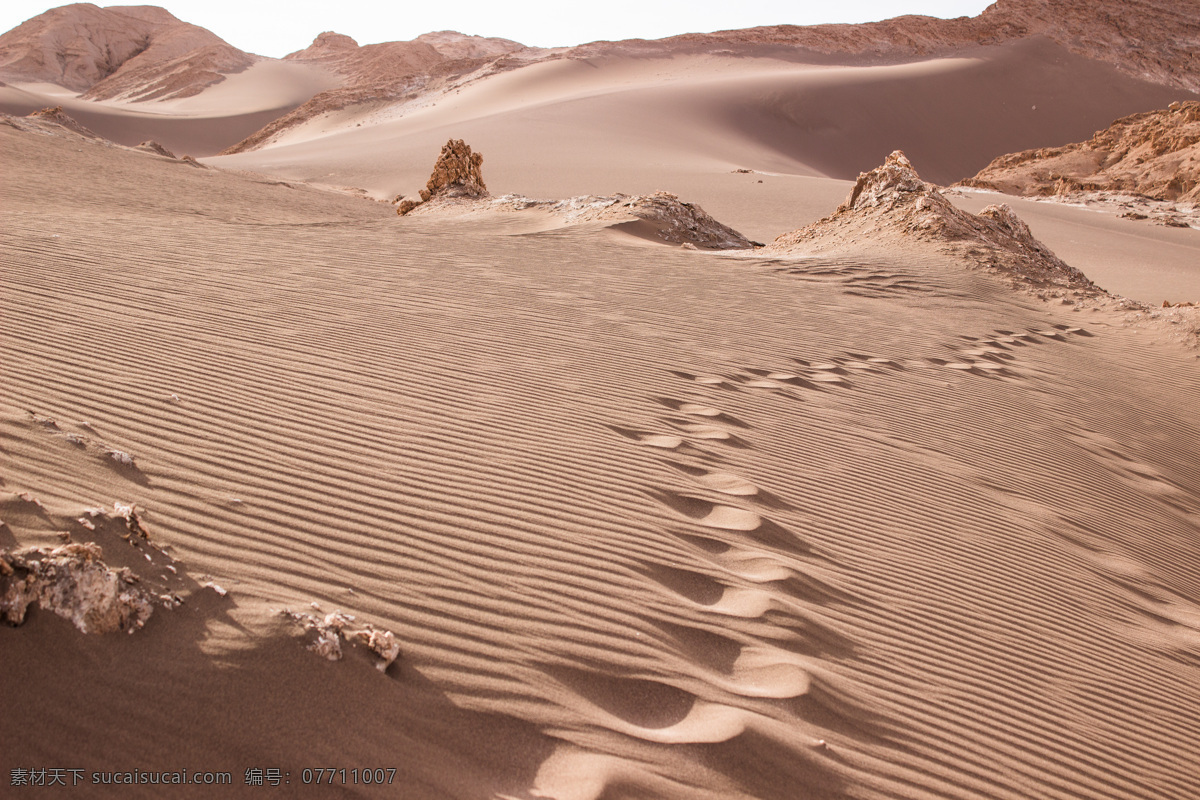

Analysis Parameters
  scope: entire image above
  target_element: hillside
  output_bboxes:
[0,3,250,100]
[960,101,1200,203]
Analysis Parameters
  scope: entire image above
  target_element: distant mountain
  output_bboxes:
[0,3,256,100]
[222,31,528,154]
[575,0,1200,94]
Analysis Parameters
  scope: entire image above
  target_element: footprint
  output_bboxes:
[607,425,683,449]
[679,403,722,417]
[716,550,794,583]
[671,422,732,440]
[652,619,745,673]
[546,666,696,730]
[692,470,759,497]
[718,646,812,699]
[668,370,727,386]
[656,492,763,531]
[638,434,683,449]
[656,399,750,428]
[640,562,726,605]
[807,373,851,386]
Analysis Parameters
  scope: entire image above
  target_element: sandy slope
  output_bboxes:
[0,57,339,156]
[214,38,1193,192]
[4,114,1200,799]
[946,189,1200,306]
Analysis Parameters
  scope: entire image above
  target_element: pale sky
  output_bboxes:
[2,1,995,57]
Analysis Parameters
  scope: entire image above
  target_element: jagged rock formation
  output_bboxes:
[397,139,488,215]
[960,101,1200,203]
[0,4,250,100]
[284,609,402,672]
[771,151,1096,290]
[1,542,154,634]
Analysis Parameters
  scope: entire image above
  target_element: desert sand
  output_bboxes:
[3,3,1200,799]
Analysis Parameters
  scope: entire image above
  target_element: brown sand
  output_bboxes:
[4,100,1200,800]
[4,3,1200,796]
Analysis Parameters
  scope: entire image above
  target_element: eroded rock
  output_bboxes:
[1,542,154,634]
[135,140,176,158]
[541,191,757,249]
[771,150,1096,291]
[398,139,487,215]
[284,609,401,672]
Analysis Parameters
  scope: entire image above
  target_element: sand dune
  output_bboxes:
[5,105,1200,799]
[4,3,1200,798]
[205,37,1199,300]
[215,37,1193,192]
[0,57,339,155]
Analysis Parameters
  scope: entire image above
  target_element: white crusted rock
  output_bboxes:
[1,543,154,634]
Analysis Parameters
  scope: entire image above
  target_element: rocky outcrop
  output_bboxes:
[413,31,526,62]
[1,542,154,634]
[770,151,1096,290]
[284,609,401,672]
[284,31,360,63]
[405,187,757,249]
[27,105,102,138]
[135,139,176,158]
[1,107,106,143]
[960,101,1200,203]
[542,192,757,249]
[81,42,255,102]
[397,139,488,214]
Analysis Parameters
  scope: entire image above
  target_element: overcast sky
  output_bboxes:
[2,1,995,57]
